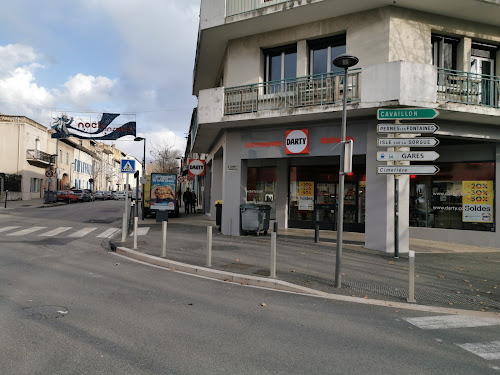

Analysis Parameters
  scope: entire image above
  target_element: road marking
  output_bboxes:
[97,228,121,238]
[404,315,500,330]
[0,226,21,233]
[129,227,150,236]
[457,341,500,360]
[68,228,97,238]
[39,227,73,237]
[6,226,46,236]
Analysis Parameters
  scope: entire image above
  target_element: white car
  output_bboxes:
[114,191,127,200]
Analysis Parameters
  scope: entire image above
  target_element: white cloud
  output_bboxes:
[57,73,117,108]
[0,44,41,77]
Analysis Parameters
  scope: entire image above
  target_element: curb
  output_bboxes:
[114,245,500,318]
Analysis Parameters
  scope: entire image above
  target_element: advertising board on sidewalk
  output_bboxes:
[150,173,177,212]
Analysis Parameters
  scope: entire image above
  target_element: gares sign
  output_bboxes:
[285,129,309,155]
[188,159,206,176]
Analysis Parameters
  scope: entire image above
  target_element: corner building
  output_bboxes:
[190,0,500,251]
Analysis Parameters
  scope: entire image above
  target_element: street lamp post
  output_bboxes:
[332,53,359,289]
[134,137,146,220]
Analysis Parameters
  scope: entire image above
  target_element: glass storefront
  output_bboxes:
[288,165,366,231]
[246,167,277,220]
[410,162,495,231]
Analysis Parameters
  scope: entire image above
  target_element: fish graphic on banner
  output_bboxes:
[51,112,136,140]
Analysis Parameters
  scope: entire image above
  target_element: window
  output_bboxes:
[264,44,297,83]
[30,178,40,193]
[431,34,458,70]
[247,167,277,220]
[410,161,495,231]
[308,35,346,76]
[66,153,69,165]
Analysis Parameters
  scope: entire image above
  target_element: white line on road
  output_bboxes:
[6,226,46,236]
[129,227,150,236]
[457,341,500,360]
[0,226,20,233]
[39,227,73,237]
[404,315,500,330]
[68,228,97,238]
[96,228,121,238]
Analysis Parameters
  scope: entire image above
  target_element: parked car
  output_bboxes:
[105,191,112,199]
[110,190,117,199]
[72,189,90,202]
[84,189,95,201]
[114,191,127,200]
[95,191,107,200]
[57,190,78,203]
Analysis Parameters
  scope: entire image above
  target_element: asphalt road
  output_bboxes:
[0,202,499,374]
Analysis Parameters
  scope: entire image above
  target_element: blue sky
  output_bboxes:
[0,0,200,159]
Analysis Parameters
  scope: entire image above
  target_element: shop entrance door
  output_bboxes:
[315,182,337,230]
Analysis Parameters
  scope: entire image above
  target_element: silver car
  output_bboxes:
[95,191,106,200]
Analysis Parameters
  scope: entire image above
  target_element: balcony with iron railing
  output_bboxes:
[226,0,291,17]
[224,69,360,115]
[437,68,500,109]
[26,149,56,168]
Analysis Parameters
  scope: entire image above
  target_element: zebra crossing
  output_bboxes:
[0,225,150,239]
[404,314,500,363]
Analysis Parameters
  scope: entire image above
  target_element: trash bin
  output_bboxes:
[156,209,169,222]
[240,204,271,236]
[44,190,57,204]
[215,200,222,231]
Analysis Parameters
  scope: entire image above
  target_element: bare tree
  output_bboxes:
[149,142,181,174]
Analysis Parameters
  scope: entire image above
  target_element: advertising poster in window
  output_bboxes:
[298,181,314,211]
[462,181,493,223]
[150,173,177,211]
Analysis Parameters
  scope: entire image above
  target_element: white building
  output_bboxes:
[190,0,500,250]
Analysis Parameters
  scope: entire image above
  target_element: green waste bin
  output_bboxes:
[240,204,271,236]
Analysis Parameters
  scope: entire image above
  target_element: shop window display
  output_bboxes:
[410,162,495,231]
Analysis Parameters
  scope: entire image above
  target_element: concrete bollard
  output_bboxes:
[162,221,167,257]
[407,251,416,303]
[270,232,277,278]
[206,226,212,267]
[133,217,138,249]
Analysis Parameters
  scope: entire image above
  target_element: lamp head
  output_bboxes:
[134,137,145,142]
[332,54,359,69]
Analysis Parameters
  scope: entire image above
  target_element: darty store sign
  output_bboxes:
[241,124,365,159]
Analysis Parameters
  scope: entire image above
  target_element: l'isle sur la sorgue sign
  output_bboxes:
[51,112,136,140]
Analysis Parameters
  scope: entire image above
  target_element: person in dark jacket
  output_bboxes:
[183,188,192,213]
[191,191,197,213]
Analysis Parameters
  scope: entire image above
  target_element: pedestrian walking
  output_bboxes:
[183,188,192,213]
[191,191,197,213]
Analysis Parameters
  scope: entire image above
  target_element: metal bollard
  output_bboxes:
[206,226,212,267]
[270,232,277,278]
[162,221,167,257]
[407,251,416,303]
[4,190,7,208]
[273,221,278,235]
[133,217,138,249]
[121,212,127,242]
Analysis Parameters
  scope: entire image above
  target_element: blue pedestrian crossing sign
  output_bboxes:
[121,159,135,173]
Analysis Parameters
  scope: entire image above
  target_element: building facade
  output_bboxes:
[0,115,142,200]
[190,1,500,250]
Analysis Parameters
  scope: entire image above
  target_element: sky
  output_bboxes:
[0,0,201,161]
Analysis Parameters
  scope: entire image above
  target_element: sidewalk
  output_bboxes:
[114,212,500,314]
[0,198,66,210]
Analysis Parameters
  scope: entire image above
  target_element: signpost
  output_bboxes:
[121,159,135,242]
[377,124,439,134]
[377,151,440,162]
[377,165,440,175]
[377,138,439,147]
[376,108,440,258]
[377,108,439,120]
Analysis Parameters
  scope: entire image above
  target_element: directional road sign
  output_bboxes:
[121,159,135,173]
[377,151,440,161]
[377,137,439,147]
[377,108,439,120]
[377,123,439,134]
[377,165,440,175]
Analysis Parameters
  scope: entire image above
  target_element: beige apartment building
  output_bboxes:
[189,0,500,250]
[0,115,140,200]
